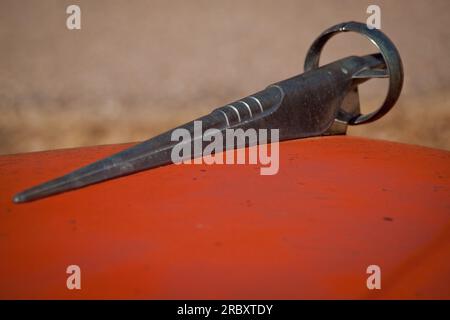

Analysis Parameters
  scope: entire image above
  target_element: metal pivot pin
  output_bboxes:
[13,21,403,203]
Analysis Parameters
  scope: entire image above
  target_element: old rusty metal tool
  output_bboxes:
[13,21,403,203]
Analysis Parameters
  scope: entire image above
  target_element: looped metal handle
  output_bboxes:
[304,21,404,125]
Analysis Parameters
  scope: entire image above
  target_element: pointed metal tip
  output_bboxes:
[13,193,27,204]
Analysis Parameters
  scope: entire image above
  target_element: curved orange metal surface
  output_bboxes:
[0,136,449,299]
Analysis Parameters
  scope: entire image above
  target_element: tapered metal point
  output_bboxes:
[13,194,26,204]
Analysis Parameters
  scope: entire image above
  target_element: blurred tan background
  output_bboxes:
[0,0,449,155]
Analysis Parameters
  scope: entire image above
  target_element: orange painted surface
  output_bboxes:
[0,136,449,299]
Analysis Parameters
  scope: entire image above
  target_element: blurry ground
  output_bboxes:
[0,0,449,155]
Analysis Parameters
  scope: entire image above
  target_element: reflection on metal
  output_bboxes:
[13,21,403,203]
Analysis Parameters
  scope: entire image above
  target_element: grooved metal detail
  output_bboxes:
[216,110,230,127]
[239,101,253,118]
[249,96,264,112]
[226,105,241,122]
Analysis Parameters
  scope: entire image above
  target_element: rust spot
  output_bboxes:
[383,216,394,222]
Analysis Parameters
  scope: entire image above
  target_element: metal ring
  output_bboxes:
[304,21,404,125]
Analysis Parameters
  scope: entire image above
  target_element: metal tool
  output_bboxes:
[13,21,403,203]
